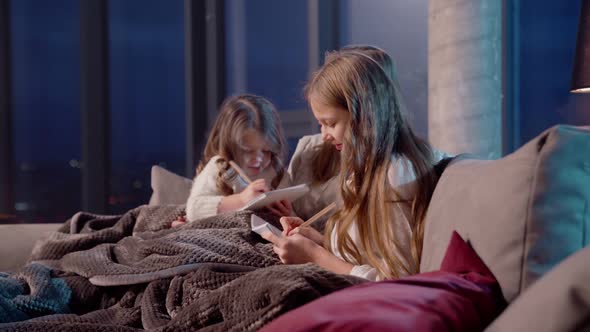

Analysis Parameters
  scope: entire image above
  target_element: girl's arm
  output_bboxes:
[264,219,381,280]
[311,243,355,275]
[187,156,270,220]
[261,232,354,275]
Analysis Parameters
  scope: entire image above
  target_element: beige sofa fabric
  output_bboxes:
[0,165,192,272]
[0,223,61,271]
[485,245,590,332]
[421,125,590,302]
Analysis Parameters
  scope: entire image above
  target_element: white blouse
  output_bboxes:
[185,155,290,221]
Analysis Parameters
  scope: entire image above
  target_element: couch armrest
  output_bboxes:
[485,245,590,332]
[0,223,61,272]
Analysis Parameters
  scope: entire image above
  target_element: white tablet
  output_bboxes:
[251,214,283,238]
[239,183,310,211]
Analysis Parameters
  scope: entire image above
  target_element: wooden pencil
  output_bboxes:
[300,202,337,228]
[229,160,253,184]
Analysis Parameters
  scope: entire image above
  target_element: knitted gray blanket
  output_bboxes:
[0,205,366,331]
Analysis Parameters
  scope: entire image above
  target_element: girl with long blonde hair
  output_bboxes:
[264,49,447,280]
[289,46,402,226]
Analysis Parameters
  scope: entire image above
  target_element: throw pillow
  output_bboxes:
[148,165,193,206]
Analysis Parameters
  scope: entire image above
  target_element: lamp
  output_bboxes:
[571,0,590,93]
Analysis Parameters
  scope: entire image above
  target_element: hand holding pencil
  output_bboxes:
[229,160,269,201]
[229,160,253,184]
[260,202,339,265]
[278,202,336,245]
[229,160,292,217]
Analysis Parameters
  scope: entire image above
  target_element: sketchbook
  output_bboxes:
[251,214,283,238]
[239,183,310,211]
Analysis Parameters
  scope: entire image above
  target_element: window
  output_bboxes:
[108,0,186,213]
[10,0,81,223]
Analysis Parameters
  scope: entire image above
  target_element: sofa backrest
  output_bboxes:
[0,223,61,271]
[420,125,590,302]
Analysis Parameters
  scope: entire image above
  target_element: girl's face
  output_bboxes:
[310,96,350,151]
[237,129,272,177]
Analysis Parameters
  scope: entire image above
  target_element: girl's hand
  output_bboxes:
[266,200,292,217]
[262,229,355,275]
[279,216,303,236]
[239,179,269,205]
[289,224,324,246]
[262,232,324,265]
[171,215,187,227]
[279,216,323,245]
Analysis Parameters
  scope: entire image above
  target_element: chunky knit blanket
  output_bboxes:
[0,206,366,331]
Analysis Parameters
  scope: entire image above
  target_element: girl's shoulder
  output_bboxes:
[289,134,322,167]
[294,134,324,153]
[195,155,223,179]
[432,148,454,163]
[387,148,453,188]
[204,155,223,167]
[208,155,223,163]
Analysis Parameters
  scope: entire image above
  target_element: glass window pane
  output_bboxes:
[225,0,309,112]
[11,0,81,223]
[108,0,186,213]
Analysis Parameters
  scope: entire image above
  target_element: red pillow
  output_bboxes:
[260,231,506,332]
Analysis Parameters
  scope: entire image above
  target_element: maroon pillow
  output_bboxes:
[260,231,506,332]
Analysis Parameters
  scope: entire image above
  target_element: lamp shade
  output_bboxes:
[572,0,590,93]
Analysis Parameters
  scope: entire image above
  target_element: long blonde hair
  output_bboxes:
[197,94,286,194]
[310,45,398,185]
[306,51,439,279]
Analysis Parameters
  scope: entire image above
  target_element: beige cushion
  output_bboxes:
[0,223,61,271]
[148,165,193,206]
[421,125,590,302]
[485,245,590,332]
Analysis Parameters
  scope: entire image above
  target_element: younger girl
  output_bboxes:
[183,94,290,223]
[264,49,447,281]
